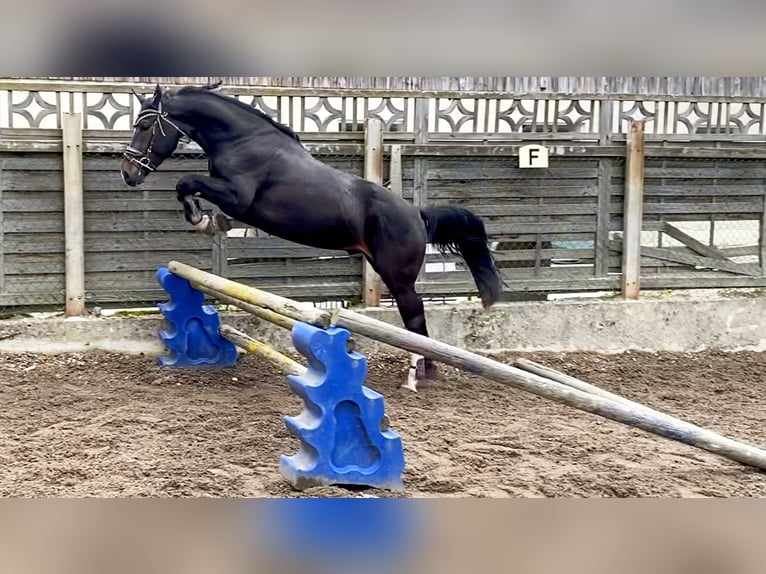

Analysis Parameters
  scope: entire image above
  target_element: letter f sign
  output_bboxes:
[519,144,549,168]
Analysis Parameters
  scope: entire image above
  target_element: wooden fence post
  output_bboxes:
[594,158,612,277]
[363,117,384,306]
[0,163,4,293]
[760,181,766,276]
[62,112,86,316]
[598,99,614,146]
[413,98,429,281]
[622,120,645,299]
[389,144,403,198]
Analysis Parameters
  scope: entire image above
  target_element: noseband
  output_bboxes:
[123,104,191,173]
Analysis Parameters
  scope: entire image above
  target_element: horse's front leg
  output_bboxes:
[175,174,234,236]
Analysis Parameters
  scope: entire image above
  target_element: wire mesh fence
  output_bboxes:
[637,155,765,279]
[0,151,68,314]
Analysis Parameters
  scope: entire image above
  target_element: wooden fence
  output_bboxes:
[1,79,765,312]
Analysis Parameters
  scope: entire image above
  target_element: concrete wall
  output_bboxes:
[1,294,765,357]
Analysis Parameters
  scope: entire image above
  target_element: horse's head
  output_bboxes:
[121,84,188,186]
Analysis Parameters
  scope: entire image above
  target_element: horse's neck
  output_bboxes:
[172,96,270,153]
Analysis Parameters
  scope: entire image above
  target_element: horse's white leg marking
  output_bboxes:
[193,213,213,233]
[402,353,423,392]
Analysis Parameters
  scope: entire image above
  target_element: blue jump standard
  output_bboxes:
[155,267,238,368]
[155,266,405,491]
[281,322,405,492]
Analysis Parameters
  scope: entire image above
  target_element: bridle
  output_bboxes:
[123,102,191,173]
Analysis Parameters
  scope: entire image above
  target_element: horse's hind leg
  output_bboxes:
[369,252,437,390]
[363,204,436,390]
[386,284,438,391]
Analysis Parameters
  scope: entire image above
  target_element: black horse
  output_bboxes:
[121,84,502,390]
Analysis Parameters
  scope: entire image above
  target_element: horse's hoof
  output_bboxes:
[415,358,439,380]
[415,358,428,381]
[194,213,230,236]
[401,358,434,392]
[193,214,216,236]
[401,367,419,392]
[213,213,232,233]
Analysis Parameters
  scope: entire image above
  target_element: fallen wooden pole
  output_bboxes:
[514,358,721,436]
[168,261,766,472]
[220,325,305,376]
[515,358,639,408]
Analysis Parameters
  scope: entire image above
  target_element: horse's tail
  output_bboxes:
[419,206,503,309]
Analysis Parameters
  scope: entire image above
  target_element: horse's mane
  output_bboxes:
[175,86,302,143]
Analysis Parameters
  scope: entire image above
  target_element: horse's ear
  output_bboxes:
[152,84,162,103]
[203,80,223,92]
[131,89,147,104]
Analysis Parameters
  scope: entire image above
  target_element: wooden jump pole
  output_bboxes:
[195,283,298,331]
[168,261,766,472]
[198,283,358,350]
[219,325,305,375]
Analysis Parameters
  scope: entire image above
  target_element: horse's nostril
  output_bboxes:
[120,167,139,186]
